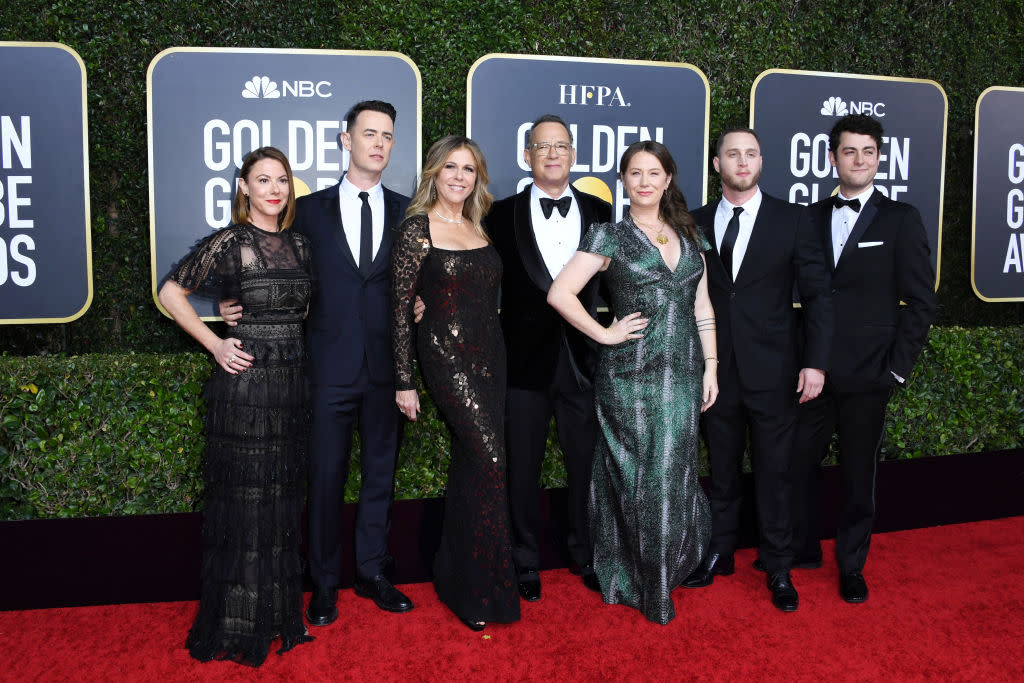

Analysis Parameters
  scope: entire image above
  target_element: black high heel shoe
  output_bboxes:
[460,617,485,631]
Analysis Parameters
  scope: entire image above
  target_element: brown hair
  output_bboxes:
[619,140,698,242]
[231,146,296,230]
[407,135,493,243]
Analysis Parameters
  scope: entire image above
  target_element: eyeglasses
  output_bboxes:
[530,141,573,155]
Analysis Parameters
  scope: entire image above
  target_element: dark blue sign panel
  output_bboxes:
[0,42,91,324]
[148,48,421,317]
[752,69,946,287]
[972,86,1024,302]
[468,54,709,218]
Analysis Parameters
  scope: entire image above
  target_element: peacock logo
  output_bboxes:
[241,76,280,99]
[820,96,849,117]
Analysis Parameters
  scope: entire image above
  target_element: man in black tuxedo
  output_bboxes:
[223,100,414,625]
[487,114,611,601]
[683,127,832,612]
[792,114,936,604]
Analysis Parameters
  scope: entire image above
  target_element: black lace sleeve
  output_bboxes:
[391,214,431,391]
[168,226,241,299]
[291,230,316,298]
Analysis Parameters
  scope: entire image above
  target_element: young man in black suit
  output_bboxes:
[683,127,833,612]
[487,114,611,600]
[792,114,936,604]
[222,100,414,625]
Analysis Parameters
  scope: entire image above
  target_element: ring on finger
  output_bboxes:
[230,354,236,362]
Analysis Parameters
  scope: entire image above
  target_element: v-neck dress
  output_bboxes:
[579,215,712,625]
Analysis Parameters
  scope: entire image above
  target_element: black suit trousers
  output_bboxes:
[307,367,399,587]
[505,346,596,573]
[703,352,797,573]
[793,382,891,574]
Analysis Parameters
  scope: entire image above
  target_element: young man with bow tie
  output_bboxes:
[792,114,936,604]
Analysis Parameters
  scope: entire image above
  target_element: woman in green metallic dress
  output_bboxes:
[547,140,718,624]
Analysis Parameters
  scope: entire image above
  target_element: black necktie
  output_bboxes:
[832,196,861,212]
[358,191,373,276]
[720,206,743,281]
[540,196,572,219]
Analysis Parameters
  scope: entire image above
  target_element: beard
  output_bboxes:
[722,168,761,194]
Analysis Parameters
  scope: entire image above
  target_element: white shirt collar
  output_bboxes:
[531,183,573,202]
[719,187,763,217]
[340,175,383,201]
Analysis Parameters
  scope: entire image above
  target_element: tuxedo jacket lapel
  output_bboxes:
[366,190,402,277]
[699,200,732,285]
[324,186,361,274]
[514,186,555,291]
[733,201,773,288]
[836,191,880,271]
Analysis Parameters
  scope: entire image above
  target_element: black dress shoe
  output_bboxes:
[839,571,869,603]
[581,567,601,594]
[768,571,799,612]
[753,553,823,572]
[682,552,735,588]
[305,586,339,626]
[354,575,414,613]
[518,570,541,602]
[459,617,486,631]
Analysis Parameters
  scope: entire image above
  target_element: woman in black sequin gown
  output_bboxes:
[391,136,520,631]
[159,147,313,666]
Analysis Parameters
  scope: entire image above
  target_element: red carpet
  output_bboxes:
[4,517,1023,681]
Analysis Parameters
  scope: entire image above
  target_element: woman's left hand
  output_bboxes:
[700,369,718,412]
[396,389,420,421]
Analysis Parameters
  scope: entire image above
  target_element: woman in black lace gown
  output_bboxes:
[391,136,520,631]
[158,147,313,666]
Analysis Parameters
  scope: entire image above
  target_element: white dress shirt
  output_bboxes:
[529,184,582,279]
[714,188,762,281]
[338,175,385,263]
[830,186,874,267]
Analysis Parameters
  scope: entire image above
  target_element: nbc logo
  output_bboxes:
[242,76,280,99]
[820,96,849,116]
[819,96,886,117]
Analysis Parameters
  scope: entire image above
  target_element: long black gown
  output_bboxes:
[169,223,314,666]
[391,214,520,625]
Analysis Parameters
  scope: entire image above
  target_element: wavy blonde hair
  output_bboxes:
[407,135,493,242]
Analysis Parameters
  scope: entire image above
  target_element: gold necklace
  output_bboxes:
[432,207,464,224]
[631,213,669,245]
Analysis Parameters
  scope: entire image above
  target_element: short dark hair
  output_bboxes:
[829,114,883,154]
[345,100,397,132]
[525,114,573,147]
[714,126,760,156]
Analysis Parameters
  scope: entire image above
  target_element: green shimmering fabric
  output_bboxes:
[581,216,712,625]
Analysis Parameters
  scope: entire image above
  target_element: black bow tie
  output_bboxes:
[832,196,861,212]
[540,196,572,219]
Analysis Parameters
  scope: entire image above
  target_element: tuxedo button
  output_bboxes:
[730,292,736,299]
[831,288,838,294]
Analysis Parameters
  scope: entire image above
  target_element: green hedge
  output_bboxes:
[1,326,1020,520]
[0,0,1022,356]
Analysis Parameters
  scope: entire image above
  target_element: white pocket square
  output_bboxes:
[858,241,883,248]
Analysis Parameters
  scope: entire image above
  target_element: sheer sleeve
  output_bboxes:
[168,226,241,299]
[578,221,618,259]
[391,214,431,391]
[292,230,316,299]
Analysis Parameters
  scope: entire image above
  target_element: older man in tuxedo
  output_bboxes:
[791,114,936,604]
[487,114,611,601]
[683,126,832,612]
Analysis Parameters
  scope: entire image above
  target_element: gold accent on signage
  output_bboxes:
[146,47,423,320]
[466,53,711,207]
[750,68,948,293]
[971,86,1024,302]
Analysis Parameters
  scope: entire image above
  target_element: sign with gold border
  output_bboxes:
[468,54,709,218]
[751,69,946,288]
[147,48,421,318]
[0,42,91,324]
[971,86,1024,302]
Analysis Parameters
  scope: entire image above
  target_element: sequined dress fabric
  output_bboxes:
[169,224,313,665]
[581,217,712,624]
[391,214,520,624]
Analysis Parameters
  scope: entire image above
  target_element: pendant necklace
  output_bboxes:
[631,213,669,245]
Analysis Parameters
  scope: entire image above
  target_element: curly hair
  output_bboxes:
[406,135,493,243]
